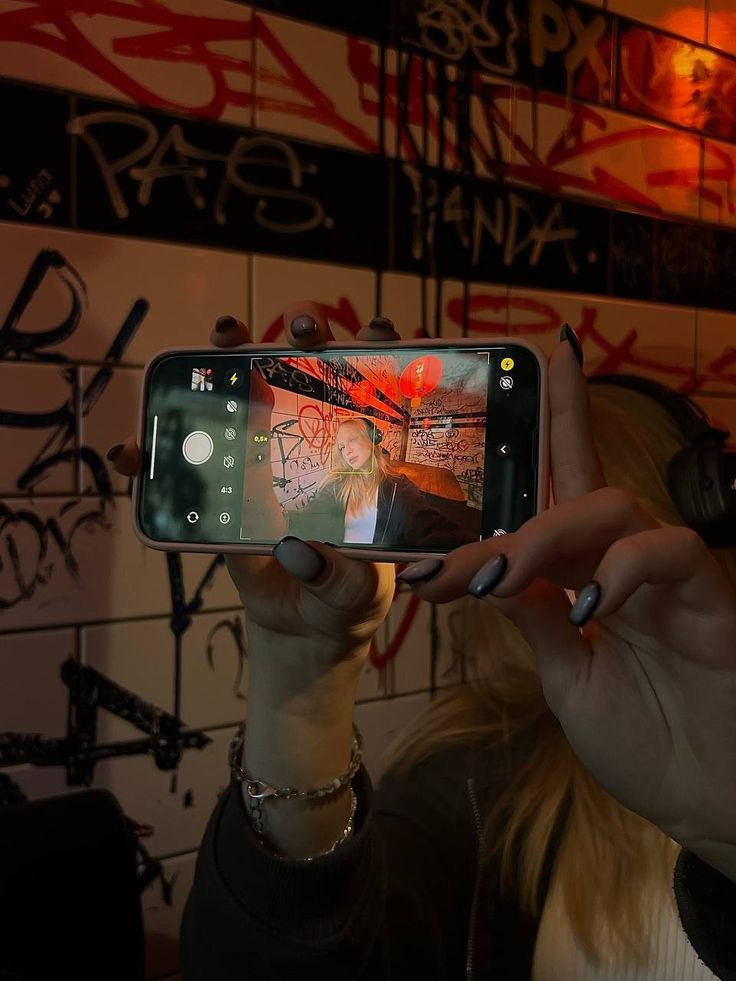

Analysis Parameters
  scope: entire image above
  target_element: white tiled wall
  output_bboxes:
[0,628,77,733]
[607,0,706,43]
[253,13,379,152]
[251,254,376,341]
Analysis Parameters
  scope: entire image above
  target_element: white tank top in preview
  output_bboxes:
[344,493,379,544]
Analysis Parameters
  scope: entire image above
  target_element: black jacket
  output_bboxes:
[181,735,736,980]
[287,473,472,548]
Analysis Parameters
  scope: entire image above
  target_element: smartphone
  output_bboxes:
[132,339,549,562]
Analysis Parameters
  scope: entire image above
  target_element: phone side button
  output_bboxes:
[531,428,538,468]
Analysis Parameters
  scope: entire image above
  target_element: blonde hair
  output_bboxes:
[380,382,736,969]
[322,417,401,519]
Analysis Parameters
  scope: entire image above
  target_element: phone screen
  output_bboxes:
[138,344,541,554]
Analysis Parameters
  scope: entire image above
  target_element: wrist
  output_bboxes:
[243,674,360,795]
[246,624,367,718]
[246,620,371,666]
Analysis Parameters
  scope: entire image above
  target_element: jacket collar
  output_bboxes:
[374,477,399,544]
[464,767,572,979]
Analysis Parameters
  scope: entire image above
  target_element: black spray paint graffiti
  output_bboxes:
[269,418,323,507]
[0,250,146,608]
[0,659,210,784]
[0,251,232,845]
[205,615,248,701]
[255,354,401,414]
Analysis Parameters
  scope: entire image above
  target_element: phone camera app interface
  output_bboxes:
[140,347,539,550]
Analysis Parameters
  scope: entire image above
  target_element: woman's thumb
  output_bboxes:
[273,536,391,613]
[273,536,329,582]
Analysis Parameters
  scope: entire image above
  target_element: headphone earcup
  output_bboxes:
[667,446,704,530]
[362,418,382,444]
[667,445,736,547]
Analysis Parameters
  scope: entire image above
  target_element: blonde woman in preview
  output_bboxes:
[288,415,464,547]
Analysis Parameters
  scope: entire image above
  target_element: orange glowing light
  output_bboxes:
[399,356,443,407]
[671,44,717,79]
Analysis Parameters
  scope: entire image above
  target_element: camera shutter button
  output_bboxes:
[182,431,214,465]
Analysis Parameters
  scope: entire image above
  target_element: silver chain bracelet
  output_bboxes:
[228,721,362,861]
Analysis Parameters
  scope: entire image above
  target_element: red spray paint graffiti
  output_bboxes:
[0,2,377,149]
[3,4,734,219]
[352,52,735,220]
[297,402,333,465]
[447,292,736,393]
[370,590,422,670]
[0,0,253,117]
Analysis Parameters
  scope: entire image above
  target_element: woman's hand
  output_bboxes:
[399,329,736,883]
[111,304,400,672]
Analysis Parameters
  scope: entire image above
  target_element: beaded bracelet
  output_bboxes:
[228,721,362,861]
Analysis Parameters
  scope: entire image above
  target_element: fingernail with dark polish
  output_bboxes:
[560,323,584,368]
[106,444,124,462]
[468,554,507,598]
[290,315,318,337]
[215,315,238,333]
[569,580,601,627]
[396,558,444,584]
[273,536,325,582]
